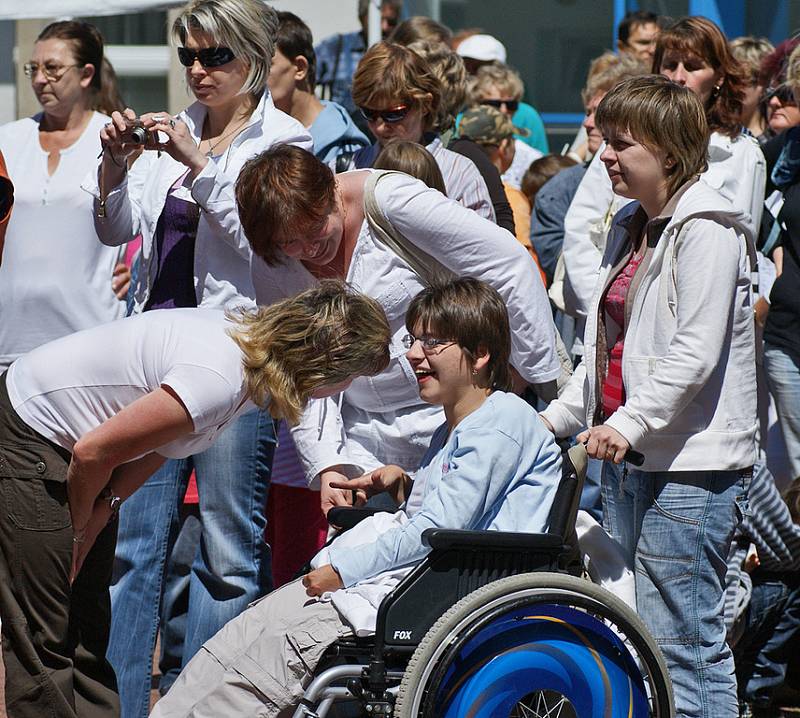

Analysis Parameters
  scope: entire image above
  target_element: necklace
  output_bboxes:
[203,117,250,158]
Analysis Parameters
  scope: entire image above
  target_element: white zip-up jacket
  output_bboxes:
[562,131,766,322]
[542,180,758,472]
[83,92,312,312]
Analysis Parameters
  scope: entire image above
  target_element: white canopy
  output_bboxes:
[0,0,182,19]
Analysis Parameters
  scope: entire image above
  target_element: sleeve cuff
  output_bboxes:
[604,409,646,448]
[190,156,218,208]
[540,402,584,438]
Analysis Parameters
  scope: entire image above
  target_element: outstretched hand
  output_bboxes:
[328,464,410,506]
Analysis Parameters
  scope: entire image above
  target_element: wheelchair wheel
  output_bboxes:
[394,572,673,718]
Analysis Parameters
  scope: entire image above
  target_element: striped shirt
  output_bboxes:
[725,464,800,640]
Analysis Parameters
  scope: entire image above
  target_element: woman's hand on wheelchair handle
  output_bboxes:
[577,424,630,464]
[320,469,354,517]
[303,564,344,596]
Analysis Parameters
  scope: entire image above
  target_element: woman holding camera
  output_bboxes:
[0,21,128,372]
[83,0,312,715]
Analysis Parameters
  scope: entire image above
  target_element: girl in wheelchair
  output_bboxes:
[152,277,563,718]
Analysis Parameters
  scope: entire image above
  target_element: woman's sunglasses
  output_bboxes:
[481,99,520,113]
[177,46,236,68]
[358,105,410,124]
[764,83,797,106]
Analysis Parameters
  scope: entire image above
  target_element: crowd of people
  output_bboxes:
[0,1,797,717]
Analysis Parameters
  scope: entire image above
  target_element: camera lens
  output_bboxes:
[130,126,147,144]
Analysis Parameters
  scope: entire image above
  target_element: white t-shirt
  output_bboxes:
[5,309,255,459]
[0,112,126,370]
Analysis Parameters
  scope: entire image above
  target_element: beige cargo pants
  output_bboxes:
[150,579,353,717]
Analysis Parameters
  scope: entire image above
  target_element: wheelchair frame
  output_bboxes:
[292,445,672,718]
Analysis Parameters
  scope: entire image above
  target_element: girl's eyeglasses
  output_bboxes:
[481,99,520,113]
[402,334,455,353]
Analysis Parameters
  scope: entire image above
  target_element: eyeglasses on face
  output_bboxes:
[177,46,236,68]
[24,62,80,82]
[358,104,411,124]
[764,83,797,106]
[402,333,455,353]
[481,99,520,113]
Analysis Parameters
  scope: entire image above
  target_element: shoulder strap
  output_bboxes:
[363,170,456,287]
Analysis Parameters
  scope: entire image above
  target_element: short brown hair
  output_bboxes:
[351,42,441,132]
[652,16,747,138]
[374,140,447,194]
[235,145,336,266]
[521,154,578,206]
[596,74,709,196]
[405,277,512,392]
[229,281,390,424]
[389,16,452,46]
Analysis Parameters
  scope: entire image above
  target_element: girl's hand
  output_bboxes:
[302,564,344,596]
[320,469,354,517]
[577,424,630,464]
[329,464,410,505]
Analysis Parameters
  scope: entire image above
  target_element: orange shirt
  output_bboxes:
[504,183,546,286]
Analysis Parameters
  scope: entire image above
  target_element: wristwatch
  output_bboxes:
[99,486,123,518]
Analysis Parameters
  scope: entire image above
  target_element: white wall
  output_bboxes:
[269,0,361,44]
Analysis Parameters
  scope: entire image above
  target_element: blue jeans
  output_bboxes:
[763,343,800,480]
[735,574,800,707]
[602,462,750,718]
[107,408,276,718]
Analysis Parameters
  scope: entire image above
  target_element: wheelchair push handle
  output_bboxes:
[624,448,645,466]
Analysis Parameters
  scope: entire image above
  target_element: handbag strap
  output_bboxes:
[363,170,455,287]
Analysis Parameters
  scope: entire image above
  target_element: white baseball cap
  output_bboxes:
[456,34,507,64]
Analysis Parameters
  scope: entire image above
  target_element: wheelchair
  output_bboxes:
[292,445,674,718]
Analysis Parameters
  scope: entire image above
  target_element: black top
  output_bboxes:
[448,136,516,235]
[763,130,800,357]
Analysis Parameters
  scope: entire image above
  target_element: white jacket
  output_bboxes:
[562,131,766,322]
[83,92,312,312]
[542,181,758,472]
[252,170,560,484]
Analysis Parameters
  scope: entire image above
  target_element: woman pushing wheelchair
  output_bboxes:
[151,277,563,718]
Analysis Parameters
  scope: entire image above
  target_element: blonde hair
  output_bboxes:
[172,0,278,97]
[730,36,775,84]
[582,52,648,105]
[596,74,709,197]
[228,281,390,424]
[408,40,466,131]
[472,63,524,102]
[374,140,447,194]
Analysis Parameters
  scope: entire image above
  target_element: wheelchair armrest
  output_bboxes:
[422,528,563,552]
[327,506,389,530]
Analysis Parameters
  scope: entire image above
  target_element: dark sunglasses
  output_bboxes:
[764,83,797,106]
[359,104,410,124]
[177,46,236,68]
[481,99,520,113]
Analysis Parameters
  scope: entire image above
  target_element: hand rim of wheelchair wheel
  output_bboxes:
[393,572,674,718]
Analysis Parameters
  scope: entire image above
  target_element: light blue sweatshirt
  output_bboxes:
[329,391,562,588]
[309,100,370,166]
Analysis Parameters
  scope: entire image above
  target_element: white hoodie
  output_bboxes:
[542,180,758,472]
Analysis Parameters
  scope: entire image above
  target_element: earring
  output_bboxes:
[712,84,721,97]
[471,368,478,376]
